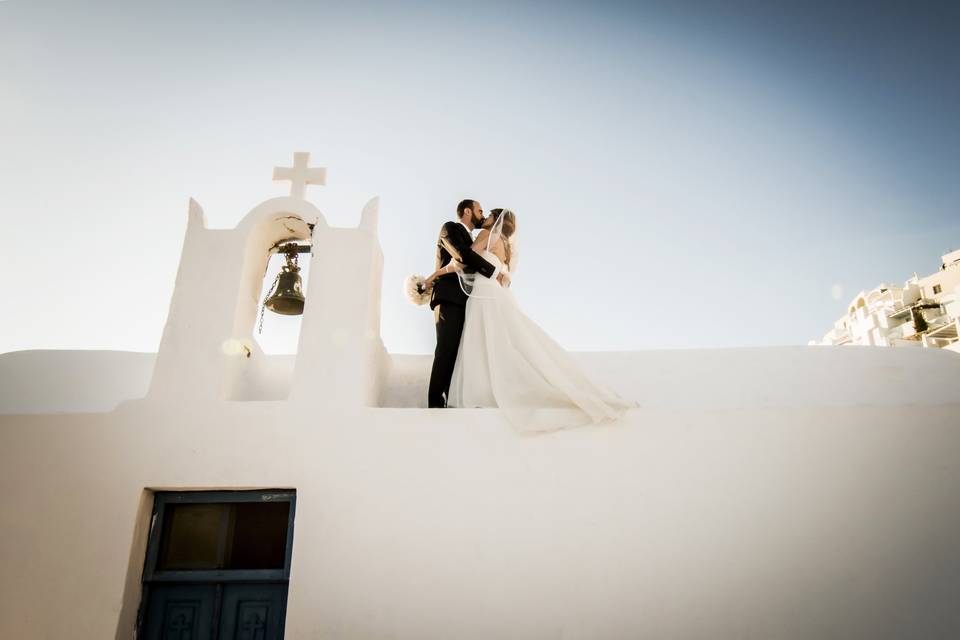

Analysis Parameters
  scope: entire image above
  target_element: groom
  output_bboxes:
[428,199,503,408]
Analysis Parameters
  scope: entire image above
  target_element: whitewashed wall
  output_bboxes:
[2,348,960,639]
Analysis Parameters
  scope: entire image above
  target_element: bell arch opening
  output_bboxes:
[255,245,312,355]
[223,210,316,401]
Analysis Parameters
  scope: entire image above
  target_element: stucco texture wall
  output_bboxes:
[1,385,959,638]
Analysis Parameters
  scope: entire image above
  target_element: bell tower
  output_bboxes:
[147,152,386,406]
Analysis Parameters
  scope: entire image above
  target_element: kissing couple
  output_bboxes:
[423,199,635,433]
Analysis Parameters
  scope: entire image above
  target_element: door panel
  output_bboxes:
[144,584,216,640]
[218,583,288,640]
[139,492,295,639]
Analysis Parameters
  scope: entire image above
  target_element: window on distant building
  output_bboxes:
[933,284,942,294]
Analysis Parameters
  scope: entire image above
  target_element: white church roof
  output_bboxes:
[3,345,958,415]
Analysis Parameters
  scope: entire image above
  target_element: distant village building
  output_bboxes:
[814,249,960,353]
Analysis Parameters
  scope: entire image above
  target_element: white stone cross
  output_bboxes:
[273,151,327,199]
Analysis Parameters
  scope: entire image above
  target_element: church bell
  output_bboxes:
[265,248,305,316]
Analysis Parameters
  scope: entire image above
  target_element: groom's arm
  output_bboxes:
[440,222,497,279]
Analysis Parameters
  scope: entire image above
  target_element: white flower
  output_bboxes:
[403,275,431,306]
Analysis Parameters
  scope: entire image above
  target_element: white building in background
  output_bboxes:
[814,248,960,352]
[2,154,960,639]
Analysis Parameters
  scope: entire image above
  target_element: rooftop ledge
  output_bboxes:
[1,346,958,416]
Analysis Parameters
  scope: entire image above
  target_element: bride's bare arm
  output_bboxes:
[425,261,463,288]
[474,229,510,265]
[472,229,490,252]
[471,229,512,286]
[427,259,510,289]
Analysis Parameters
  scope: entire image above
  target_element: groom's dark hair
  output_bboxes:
[456,199,477,217]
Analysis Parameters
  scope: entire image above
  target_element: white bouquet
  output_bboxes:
[404,274,431,306]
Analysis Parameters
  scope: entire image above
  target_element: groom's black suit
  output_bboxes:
[428,221,497,408]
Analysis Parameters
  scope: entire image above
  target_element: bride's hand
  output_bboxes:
[425,267,447,287]
[426,262,461,288]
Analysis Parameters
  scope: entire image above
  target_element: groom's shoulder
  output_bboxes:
[440,220,461,235]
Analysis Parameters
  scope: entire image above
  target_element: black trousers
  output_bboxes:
[428,302,466,408]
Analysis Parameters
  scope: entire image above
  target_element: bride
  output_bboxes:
[426,208,635,432]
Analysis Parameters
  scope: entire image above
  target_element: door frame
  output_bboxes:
[136,489,297,638]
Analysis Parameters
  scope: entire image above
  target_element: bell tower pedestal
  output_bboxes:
[291,197,385,407]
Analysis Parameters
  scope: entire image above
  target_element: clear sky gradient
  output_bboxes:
[1,0,957,355]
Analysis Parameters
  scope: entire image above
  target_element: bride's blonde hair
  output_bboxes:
[489,208,517,267]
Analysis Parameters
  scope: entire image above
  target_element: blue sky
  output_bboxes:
[1,1,957,354]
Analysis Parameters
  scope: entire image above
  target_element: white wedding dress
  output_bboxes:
[447,250,636,432]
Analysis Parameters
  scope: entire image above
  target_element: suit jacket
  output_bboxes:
[430,221,497,309]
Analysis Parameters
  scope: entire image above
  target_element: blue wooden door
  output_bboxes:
[138,491,296,640]
[218,584,288,640]
[144,584,216,639]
